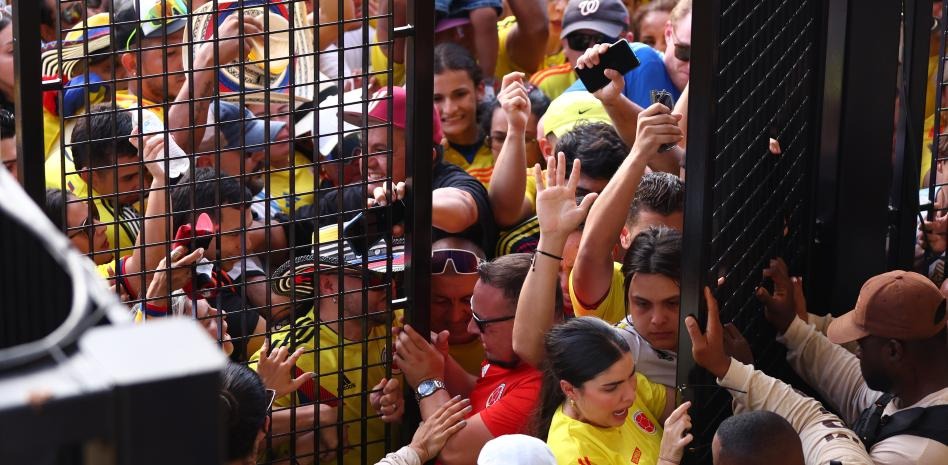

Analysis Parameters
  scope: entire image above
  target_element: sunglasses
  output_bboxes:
[125,0,189,50]
[67,208,100,242]
[566,32,617,52]
[471,311,514,333]
[432,249,482,275]
[671,28,690,62]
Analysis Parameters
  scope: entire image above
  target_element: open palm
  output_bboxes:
[534,152,597,238]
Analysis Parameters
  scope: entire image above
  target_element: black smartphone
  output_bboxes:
[651,89,677,153]
[574,39,640,93]
[343,198,407,257]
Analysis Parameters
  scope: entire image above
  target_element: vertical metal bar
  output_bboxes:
[12,0,46,204]
[406,0,434,337]
[891,0,935,270]
[676,0,717,463]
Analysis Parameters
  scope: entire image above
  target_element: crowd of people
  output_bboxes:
[1,0,947,464]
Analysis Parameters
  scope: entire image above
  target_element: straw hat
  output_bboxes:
[41,13,113,79]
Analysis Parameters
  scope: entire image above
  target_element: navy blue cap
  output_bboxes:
[212,101,287,153]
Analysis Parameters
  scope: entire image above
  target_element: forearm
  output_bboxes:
[512,234,565,367]
[377,0,407,64]
[168,54,215,154]
[602,95,641,149]
[271,403,317,435]
[125,176,170,298]
[316,0,356,50]
[488,127,532,227]
[432,188,478,233]
[674,84,688,149]
[506,0,549,73]
[443,355,477,397]
[573,154,648,302]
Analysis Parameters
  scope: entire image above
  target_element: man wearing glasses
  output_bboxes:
[395,253,556,465]
[430,237,488,375]
[555,0,690,108]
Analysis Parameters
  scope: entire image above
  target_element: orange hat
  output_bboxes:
[827,271,947,344]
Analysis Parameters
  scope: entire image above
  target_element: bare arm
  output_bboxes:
[376,0,407,64]
[316,0,358,50]
[432,187,479,233]
[504,0,549,74]
[488,73,535,228]
[512,155,596,367]
[572,104,683,307]
[123,136,172,298]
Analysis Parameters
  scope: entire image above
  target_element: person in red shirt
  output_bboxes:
[394,253,563,465]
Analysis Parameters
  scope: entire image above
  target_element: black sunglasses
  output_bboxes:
[566,32,617,52]
[671,28,691,62]
[471,311,514,333]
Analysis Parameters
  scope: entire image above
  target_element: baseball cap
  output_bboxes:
[210,101,287,153]
[123,0,189,50]
[342,86,444,145]
[477,434,557,465]
[560,0,630,40]
[542,91,613,138]
[827,270,948,344]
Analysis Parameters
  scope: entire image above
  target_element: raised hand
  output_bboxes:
[685,287,732,379]
[408,395,471,462]
[630,103,684,163]
[145,245,204,307]
[658,401,694,465]
[755,258,797,333]
[394,324,446,387]
[256,338,311,399]
[498,72,530,135]
[576,43,626,105]
[533,152,598,241]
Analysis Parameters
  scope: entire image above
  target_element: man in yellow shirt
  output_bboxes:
[251,232,406,465]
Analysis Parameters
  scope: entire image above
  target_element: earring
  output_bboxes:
[568,398,576,407]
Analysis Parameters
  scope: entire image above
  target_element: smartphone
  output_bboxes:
[173,212,215,252]
[574,39,640,93]
[651,89,677,153]
[343,199,407,257]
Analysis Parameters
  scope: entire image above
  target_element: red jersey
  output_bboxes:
[468,360,542,437]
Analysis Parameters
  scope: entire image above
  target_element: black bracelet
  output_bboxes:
[536,249,564,261]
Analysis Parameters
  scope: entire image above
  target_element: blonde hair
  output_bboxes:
[669,0,692,25]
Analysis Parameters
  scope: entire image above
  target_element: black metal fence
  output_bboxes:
[2,0,433,463]
[679,0,822,461]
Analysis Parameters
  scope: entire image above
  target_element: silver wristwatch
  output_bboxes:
[415,378,446,402]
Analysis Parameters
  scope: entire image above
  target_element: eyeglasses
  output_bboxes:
[67,209,100,242]
[125,0,189,50]
[566,32,617,52]
[471,311,514,332]
[432,249,482,275]
[265,388,276,411]
[670,28,690,62]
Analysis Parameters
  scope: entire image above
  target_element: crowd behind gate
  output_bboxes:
[0,0,946,464]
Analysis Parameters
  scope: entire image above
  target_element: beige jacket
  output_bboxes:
[718,358,872,464]
[374,446,421,465]
[778,317,948,464]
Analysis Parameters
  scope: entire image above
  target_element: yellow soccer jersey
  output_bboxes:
[569,262,626,325]
[269,151,316,212]
[66,173,141,254]
[443,142,495,187]
[369,42,406,88]
[249,310,399,465]
[496,16,567,82]
[546,373,666,465]
[530,63,577,101]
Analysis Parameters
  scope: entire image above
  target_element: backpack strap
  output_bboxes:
[874,404,948,446]
[853,393,896,447]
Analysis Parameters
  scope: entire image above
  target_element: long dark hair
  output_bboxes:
[532,317,631,440]
[621,226,682,300]
[220,363,268,461]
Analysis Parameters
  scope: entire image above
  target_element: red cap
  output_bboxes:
[827,270,948,344]
[346,86,443,145]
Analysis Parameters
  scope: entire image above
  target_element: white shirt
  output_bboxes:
[614,315,677,387]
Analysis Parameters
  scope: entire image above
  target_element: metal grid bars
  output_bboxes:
[18,0,425,463]
[680,0,820,462]
[926,0,948,280]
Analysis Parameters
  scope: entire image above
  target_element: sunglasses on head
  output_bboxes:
[566,32,617,52]
[432,249,482,275]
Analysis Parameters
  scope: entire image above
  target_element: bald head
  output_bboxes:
[713,411,804,465]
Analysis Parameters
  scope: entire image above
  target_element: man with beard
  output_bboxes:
[760,270,948,463]
[395,253,552,465]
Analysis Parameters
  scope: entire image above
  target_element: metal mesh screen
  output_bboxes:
[28,0,423,463]
[929,2,948,218]
[680,0,821,461]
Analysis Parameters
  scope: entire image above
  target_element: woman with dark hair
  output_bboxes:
[220,363,272,464]
[434,42,494,186]
[480,84,550,170]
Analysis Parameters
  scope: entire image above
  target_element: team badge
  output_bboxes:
[633,410,656,434]
[486,383,506,408]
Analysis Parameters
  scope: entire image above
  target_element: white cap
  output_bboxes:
[477,434,557,465]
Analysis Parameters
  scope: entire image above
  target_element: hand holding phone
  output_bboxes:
[650,89,677,153]
[574,39,640,94]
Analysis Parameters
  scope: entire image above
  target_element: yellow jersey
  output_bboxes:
[530,63,577,100]
[569,262,626,325]
[269,151,316,212]
[496,16,567,82]
[442,141,494,187]
[546,373,666,465]
[65,173,141,254]
[449,338,486,376]
[249,308,399,465]
[369,42,406,88]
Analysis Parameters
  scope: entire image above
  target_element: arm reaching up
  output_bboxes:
[489,72,536,227]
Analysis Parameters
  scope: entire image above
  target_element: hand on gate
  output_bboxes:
[370,377,405,423]
[755,258,798,334]
[393,324,446,388]
[630,103,684,163]
[658,401,693,465]
[685,287,733,379]
[409,395,471,462]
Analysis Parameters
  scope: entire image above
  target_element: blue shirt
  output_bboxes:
[564,42,681,108]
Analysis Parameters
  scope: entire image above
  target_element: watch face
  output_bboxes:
[418,381,435,396]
